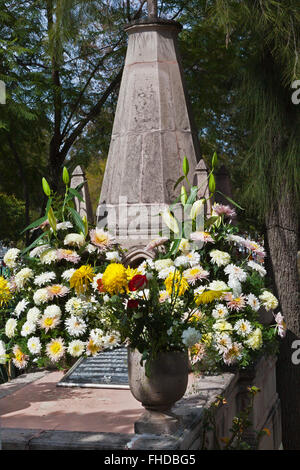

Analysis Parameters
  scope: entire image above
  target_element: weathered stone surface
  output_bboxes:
[71,165,94,224]
[97,19,205,247]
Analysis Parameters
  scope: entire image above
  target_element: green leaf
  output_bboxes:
[68,187,84,202]
[204,216,219,228]
[182,156,189,177]
[165,238,181,258]
[185,186,199,210]
[68,206,86,235]
[216,191,244,210]
[20,215,47,234]
[173,175,185,190]
[212,151,218,169]
[21,232,47,256]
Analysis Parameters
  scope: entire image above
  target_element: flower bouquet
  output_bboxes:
[0,168,123,375]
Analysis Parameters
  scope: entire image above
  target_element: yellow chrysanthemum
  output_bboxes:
[101,263,128,295]
[125,266,140,281]
[195,290,223,305]
[70,265,95,294]
[165,271,189,297]
[0,276,12,307]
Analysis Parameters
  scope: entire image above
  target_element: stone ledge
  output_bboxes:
[0,370,50,400]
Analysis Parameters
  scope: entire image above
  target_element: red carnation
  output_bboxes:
[127,299,139,309]
[97,278,106,293]
[128,274,147,292]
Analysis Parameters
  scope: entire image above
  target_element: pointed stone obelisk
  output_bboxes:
[97,12,203,248]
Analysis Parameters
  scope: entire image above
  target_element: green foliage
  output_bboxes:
[0,193,25,244]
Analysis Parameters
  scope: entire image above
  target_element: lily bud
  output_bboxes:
[190,199,205,220]
[161,208,179,234]
[63,167,70,185]
[180,185,187,205]
[42,177,51,197]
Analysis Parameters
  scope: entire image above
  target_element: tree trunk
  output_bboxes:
[265,188,300,449]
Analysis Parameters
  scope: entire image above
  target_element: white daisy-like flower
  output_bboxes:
[86,243,98,254]
[157,265,176,280]
[244,328,263,350]
[40,249,58,265]
[0,340,7,364]
[27,337,42,355]
[33,288,49,305]
[67,340,86,357]
[178,238,191,254]
[247,260,267,277]
[213,332,232,354]
[159,290,170,303]
[106,251,121,262]
[185,251,201,267]
[208,280,229,291]
[3,248,20,268]
[46,337,65,362]
[209,250,231,267]
[154,258,173,272]
[213,320,233,333]
[174,255,190,268]
[102,332,121,349]
[247,294,260,312]
[259,290,278,311]
[39,305,61,332]
[29,244,51,258]
[21,321,36,337]
[27,307,41,324]
[56,221,73,231]
[15,268,34,289]
[5,318,17,338]
[92,273,103,291]
[223,342,243,365]
[34,271,56,287]
[224,264,247,282]
[212,304,229,319]
[14,298,29,318]
[90,328,105,347]
[182,327,202,347]
[65,297,84,314]
[12,345,28,369]
[43,304,61,317]
[183,265,209,285]
[65,316,87,337]
[61,268,76,282]
[64,233,85,248]
[234,319,253,337]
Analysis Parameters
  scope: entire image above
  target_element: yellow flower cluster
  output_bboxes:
[70,265,95,294]
[195,290,223,305]
[101,263,128,295]
[0,276,12,307]
[165,271,189,297]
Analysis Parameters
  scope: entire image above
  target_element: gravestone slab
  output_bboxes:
[57,347,129,389]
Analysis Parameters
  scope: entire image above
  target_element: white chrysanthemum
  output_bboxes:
[178,238,191,254]
[44,305,62,317]
[226,234,247,245]
[5,318,17,338]
[40,249,58,265]
[208,280,229,291]
[91,273,103,291]
[65,316,87,337]
[65,297,84,314]
[183,265,209,285]
[29,244,51,258]
[34,271,56,287]
[247,260,267,277]
[259,291,278,311]
[46,337,65,362]
[3,248,20,268]
[90,328,105,347]
[224,264,247,282]
[61,268,76,282]
[0,340,6,364]
[157,265,176,280]
[182,327,202,347]
[213,320,233,333]
[154,258,173,271]
[212,304,229,319]
[33,288,49,305]
[64,233,85,248]
[209,250,231,267]
[234,319,253,337]
[106,251,121,262]
[27,337,42,355]
[21,321,36,337]
[138,259,154,274]
[247,294,261,312]
[56,221,73,231]
[14,298,29,318]
[67,340,85,357]
[86,243,98,254]
[174,255,190,268]
[102,332,121,349]
[223,342,243,365]
[27,307,41,323]
[15,268,34,289]
[227,276,242,297]
[245,328,263,350]
[213,333,232,354]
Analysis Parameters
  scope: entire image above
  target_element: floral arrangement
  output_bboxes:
[0,168,123,374]
[94,154,285,372]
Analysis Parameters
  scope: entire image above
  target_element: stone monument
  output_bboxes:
[70,165,94,224]
[97,2,209,257]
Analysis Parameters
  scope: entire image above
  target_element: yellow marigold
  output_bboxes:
[0,276,12,307]
[195,290,223,305]
[70,265,95,294]
[102,263,128,295]
[165,271,189,297]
